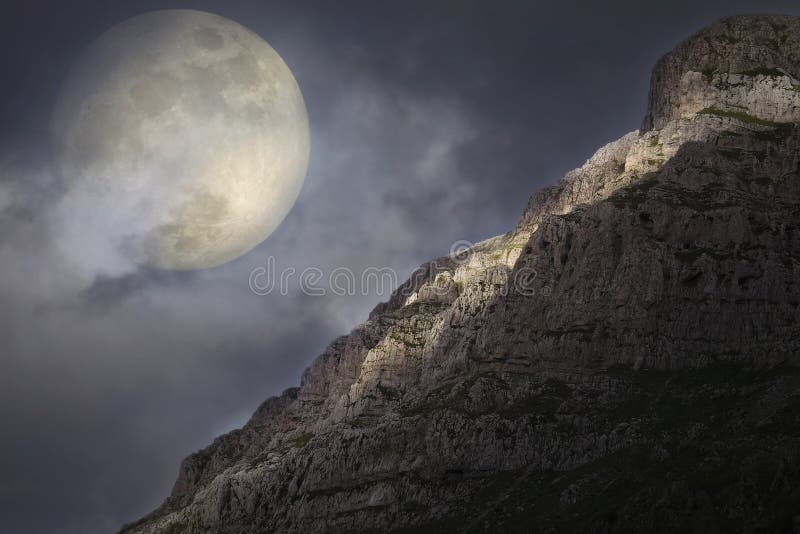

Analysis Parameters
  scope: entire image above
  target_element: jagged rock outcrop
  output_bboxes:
[123,15,800,534]
[643,14,800,130]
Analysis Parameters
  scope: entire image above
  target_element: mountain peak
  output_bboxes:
[643,14,800,130]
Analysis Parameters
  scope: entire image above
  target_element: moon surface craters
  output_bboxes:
[53,10,310,270]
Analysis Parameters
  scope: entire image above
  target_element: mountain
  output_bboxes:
[123,15,800,533]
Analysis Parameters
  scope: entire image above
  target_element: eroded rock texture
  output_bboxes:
[123,15,800,534]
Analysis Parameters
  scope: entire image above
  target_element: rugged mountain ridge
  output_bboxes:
[124,15,800,533]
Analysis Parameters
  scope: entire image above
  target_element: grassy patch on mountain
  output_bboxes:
[738,67,788,77]
[696,106,791,128]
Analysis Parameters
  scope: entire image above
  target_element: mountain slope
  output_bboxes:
[123,15,800,533]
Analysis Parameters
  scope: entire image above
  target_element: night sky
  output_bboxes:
[2,1,800,532]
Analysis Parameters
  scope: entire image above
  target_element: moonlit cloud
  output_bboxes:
[0,20,490,534]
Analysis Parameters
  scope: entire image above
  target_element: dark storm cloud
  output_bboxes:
[80,271,159,310]
[3,1,800,533]
[80,269,196,310]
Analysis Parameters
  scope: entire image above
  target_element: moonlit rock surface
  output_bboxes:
[52,10,310,270]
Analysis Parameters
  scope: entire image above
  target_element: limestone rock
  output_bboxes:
[643,15,800,130]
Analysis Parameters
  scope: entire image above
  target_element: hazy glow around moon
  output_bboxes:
[52,9,310,270]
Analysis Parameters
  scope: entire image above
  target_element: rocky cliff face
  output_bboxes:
[124,15,800,534]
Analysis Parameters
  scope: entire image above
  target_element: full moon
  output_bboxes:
[52,10,310,270]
